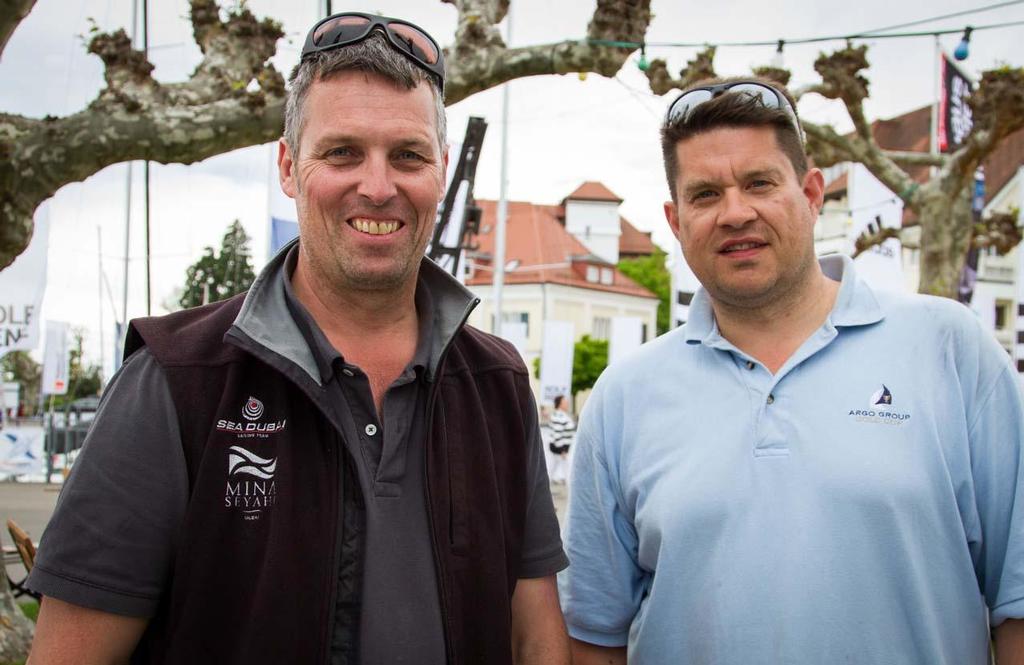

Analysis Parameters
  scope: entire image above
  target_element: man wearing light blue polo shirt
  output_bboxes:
[560,77,1024,664]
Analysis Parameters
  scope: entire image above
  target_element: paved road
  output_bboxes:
[1,481,61,585]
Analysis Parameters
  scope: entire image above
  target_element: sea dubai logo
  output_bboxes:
[848,384,910,425]
[242,396,264,421]
[225,446,278,520]
[216,396,287,438]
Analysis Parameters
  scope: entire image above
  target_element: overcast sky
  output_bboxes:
[2,0,1023,377]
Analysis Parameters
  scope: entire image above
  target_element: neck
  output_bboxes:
[291,259,419,350]
[712,269,840,374]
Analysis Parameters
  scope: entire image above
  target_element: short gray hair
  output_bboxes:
[283,32,446,158]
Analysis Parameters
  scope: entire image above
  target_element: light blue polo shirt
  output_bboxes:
[560,255,1024,664]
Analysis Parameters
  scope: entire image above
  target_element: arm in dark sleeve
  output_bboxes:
[28,349,189,617]
[518,386,569,578]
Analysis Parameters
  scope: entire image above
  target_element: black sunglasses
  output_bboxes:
[301,12,445,91]
[665,81,804,143]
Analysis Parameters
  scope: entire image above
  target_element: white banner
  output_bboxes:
[848,164,905,292]
[670,242,702,329]
[609,317,643,365]
[500,320,528,358]
[540,320,574,405]
[0,202,50,358]
[970,290,996,331]
[41,321,70,396]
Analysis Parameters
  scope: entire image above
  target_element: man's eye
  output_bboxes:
[325,147,353,159]
[396,150,425,162]
[690,190,716,202]
[749,179,772,189]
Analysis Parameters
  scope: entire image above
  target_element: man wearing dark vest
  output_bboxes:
[27,12,570,665]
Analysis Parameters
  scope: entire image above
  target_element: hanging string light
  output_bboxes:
[771,39,785,68]
[637,44,649,71]
[954,26,974,60]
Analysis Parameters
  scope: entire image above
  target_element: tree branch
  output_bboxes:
[803,120,920,208]
[811,44,873,142]
[444,0,652,103]
[643,47,716,96]
[0,1,285,270]
[852,226,902,258]
[0,0,35,57]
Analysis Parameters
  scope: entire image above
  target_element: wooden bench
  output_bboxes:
[5,519,40,601]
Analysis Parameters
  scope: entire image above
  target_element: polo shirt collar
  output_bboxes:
[683,254,885,347]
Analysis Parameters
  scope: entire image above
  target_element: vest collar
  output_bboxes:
[231,238,479,386]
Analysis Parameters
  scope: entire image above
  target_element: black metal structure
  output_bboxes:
[428,117,488,276]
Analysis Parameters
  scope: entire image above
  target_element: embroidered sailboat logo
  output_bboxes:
[869,385,893,409]
[228,446,277,480]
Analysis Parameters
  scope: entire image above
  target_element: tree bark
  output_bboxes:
[0,0,34,56]
[0,0,654,271]
[0,584,33,664]
[918,187,973,299]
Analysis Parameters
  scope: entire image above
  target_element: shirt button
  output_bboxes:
[767,394,775,405]
[745,360,755,370]
[364,424,377,436]
[341,368,354,377]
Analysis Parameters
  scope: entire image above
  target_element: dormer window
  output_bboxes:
[586,265,599,283]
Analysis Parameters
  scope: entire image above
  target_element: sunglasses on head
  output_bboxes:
[301,12,445,91]
[665,81,804,143]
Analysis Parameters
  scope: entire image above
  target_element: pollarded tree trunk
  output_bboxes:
[0,584,33,664]
[918,188,974,299]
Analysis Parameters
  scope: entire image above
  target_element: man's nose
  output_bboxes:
[716,189,756,228]
[356,155,397,206]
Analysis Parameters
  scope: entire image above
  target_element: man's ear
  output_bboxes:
[802,167,825,217]
[664,200,681,240]
[278,139,298,198]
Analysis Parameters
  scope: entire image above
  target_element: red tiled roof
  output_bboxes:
[619,217,657,256]
[466,199,656,299]
[563,181,623,203]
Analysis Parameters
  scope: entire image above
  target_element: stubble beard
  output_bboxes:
[705,241,820,314]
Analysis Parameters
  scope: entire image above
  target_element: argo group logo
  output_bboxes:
[216,395,287,438]
[225,446,278,520]
[848,384,911,426]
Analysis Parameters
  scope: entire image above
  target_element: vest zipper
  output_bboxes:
[422,298,477,665]
[322,430,345,665]
[424,363,454,665]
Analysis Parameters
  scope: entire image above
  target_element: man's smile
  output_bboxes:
[349,218,404,236]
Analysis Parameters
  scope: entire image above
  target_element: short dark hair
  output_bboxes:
[284,32,446,158]
[661,76,807,201]
[554,395,566,410]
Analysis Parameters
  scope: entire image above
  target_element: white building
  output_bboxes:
[464,183,660,404]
